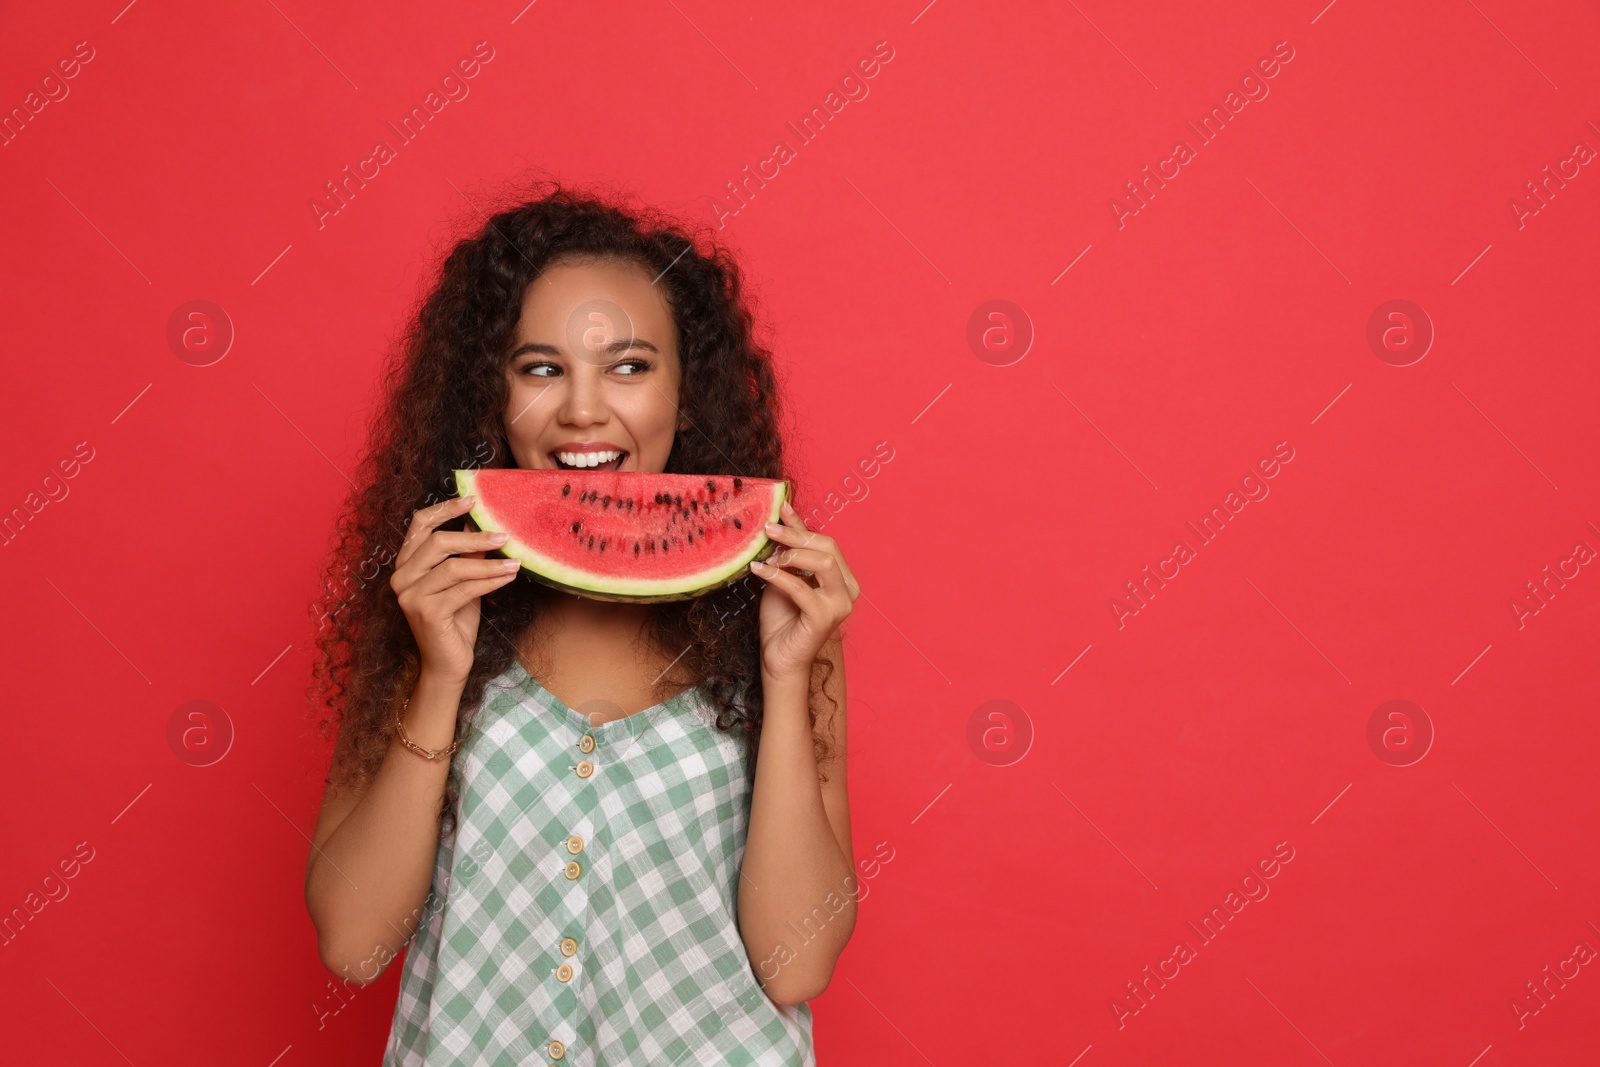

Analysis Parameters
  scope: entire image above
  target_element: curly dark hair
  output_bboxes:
[307,179,836,833]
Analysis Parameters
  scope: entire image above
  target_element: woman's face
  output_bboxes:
[502,256,687,475]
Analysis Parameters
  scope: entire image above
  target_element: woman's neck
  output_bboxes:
[521,587,653,658]
[518,588,691,693]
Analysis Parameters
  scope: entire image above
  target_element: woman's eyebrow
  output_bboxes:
[508,338,661,360]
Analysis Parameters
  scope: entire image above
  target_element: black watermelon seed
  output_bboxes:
[706,479,715,492]
[661,539,668,552]
[682,507,690,518]
[600,540,606,551]
[687,533,693,543]
[673,494,682,506]
[571,522,581,533]
[733,477,742,489]
[603,495,611,507]
[634,543,641,554]
[562,484,571,496]
[732,518,742,529]
[587,535,594,549]
[698,527,705,537]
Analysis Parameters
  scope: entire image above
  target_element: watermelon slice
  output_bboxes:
[453,468,790,603]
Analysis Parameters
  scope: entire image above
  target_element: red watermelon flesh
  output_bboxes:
[454,468,790,602]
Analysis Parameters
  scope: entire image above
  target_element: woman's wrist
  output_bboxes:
[760,667,810,707]
[416,663,469,693]
[396,671,467,752]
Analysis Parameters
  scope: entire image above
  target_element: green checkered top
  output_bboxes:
[383,658,816,1066]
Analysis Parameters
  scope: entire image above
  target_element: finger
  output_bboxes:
[773,549,857,614]
[423,529,509,563]
[408,556,522,601]
[750,558,823,613]
[393,529,510,594]
[771,518,838,559]
[781,499,830,539]
[457,516,505,560]
[797,523,857,597]
[769,545,835,582]
[765,519,834,554]
[768,531,857,596]
[443,570,522,612]
[833,554,861,599]
[396,495,478,572]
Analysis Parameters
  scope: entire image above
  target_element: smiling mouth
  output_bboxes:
[550,450,628,471]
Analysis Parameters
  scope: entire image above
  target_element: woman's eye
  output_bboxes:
[519,359,648,377]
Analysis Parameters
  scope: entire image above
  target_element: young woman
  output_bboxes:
[303,184,860,1066]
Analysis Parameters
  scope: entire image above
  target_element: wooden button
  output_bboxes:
[560,937,578,956]
[556,963,573,982]
[548,1040,566,1059]
[564,860,582,880]
[575,760,594,778]
[578,735,595,753]
[566,835,584,854]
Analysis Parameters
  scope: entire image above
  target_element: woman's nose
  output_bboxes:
[558,367,607,423]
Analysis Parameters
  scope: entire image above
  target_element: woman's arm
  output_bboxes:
[307,494,518,982]
[304,670,465,984]
[738,629,856,1006]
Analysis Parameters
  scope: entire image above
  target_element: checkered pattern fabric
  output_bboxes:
[383,659,815,1066]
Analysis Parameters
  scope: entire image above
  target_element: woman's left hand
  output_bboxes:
[750,500,861,682]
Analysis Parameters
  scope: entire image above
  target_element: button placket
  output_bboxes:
[542,725,610,1063]
[555,789,593,1002]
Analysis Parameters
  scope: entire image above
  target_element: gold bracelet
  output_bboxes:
[394,699,462,762]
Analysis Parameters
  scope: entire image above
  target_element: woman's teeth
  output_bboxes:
[553,450,626,469]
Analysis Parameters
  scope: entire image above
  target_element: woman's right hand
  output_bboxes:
[390,494,520,686]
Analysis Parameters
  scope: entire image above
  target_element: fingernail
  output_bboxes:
[490,532,509,543]
[461,496,476,506]
[765,522,782,535]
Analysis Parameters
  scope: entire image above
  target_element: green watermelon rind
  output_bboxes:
[453,468,789,604]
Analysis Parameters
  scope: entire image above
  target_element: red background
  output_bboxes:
[3,0,1598,1063]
